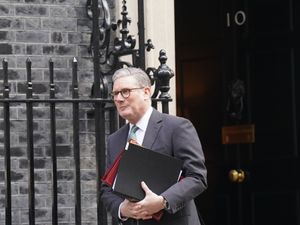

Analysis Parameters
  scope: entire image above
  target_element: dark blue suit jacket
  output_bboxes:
[100,109,207,225]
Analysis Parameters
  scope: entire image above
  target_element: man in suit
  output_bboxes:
[100,67,207,225]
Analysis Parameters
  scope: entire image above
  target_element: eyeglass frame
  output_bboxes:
[110,87,145,99]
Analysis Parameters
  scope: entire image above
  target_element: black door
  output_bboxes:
[175,1,300,225]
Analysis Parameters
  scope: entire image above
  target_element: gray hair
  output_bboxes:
[112,67,151,87]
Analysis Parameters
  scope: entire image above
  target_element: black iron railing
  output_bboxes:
[1,58,111,225]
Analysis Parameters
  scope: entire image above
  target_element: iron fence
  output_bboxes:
[1,58,112,225]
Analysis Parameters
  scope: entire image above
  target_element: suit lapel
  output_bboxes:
[142,109,163,149]
[114,124,130,153]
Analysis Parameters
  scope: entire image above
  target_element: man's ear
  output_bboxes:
[144,86,151,98]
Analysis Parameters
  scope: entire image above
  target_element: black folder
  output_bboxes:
[112,143,183,201]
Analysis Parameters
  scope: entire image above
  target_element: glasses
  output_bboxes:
[110,87,144,99]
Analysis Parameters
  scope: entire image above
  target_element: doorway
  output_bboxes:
[175,1,300,225]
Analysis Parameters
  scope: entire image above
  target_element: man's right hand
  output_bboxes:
[120,199,153,220]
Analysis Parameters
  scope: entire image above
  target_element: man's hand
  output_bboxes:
[135,181,165,216]
[120,198,153,220]
[120,181,165,220]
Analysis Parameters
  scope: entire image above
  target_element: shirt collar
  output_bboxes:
[130,107,153,132]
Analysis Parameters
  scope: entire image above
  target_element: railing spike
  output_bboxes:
[49,58,54,84]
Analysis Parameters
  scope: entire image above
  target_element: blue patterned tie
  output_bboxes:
[128,125,139,143]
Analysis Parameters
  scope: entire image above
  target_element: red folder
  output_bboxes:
[101,139,140,186]
[101,149,125,186]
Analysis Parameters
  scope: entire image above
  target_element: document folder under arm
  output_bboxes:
[112,143,183,201]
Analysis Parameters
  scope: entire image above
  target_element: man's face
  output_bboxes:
[112,76,150,124]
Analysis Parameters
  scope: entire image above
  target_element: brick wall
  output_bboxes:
[0,0,114,224]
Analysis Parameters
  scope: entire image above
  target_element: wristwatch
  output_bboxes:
[163,198,169,210]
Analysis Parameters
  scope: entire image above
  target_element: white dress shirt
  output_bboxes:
[125,107,153,149]
[119,107,153,220]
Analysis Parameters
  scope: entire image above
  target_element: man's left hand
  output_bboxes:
[134,181,165,219]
